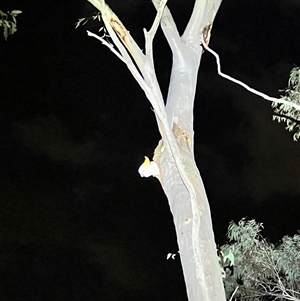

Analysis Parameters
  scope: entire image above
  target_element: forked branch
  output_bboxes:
[182,0,222,44]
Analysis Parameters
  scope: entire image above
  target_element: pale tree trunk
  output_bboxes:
[85,0,226,300]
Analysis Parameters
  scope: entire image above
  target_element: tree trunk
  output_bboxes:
[153,41,225,301]
[85,0,226,300]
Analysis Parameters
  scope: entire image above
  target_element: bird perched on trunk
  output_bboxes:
[138,156,160,178]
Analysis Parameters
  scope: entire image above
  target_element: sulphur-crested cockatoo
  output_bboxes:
[138,156,160,177]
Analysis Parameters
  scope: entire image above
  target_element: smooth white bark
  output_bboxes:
[86,0,226,300]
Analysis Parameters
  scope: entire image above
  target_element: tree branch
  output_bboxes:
[182,0,222,44]
[201,41,300,112]
[86,30,149,91]
[87,0,146,75]
[151,1,182,54]
[273,113,300,126]
[86,30,126,63]
[144,0,168,65]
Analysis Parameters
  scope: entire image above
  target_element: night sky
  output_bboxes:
[1,0,300,300]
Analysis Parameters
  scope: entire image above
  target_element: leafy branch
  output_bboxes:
[0,10,22,41]
[201,42,300,141]
[220,218,300,301]
[272,67,300,141]
[75,12,102,29]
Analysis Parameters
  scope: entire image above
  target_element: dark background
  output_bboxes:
[1,0,300,300]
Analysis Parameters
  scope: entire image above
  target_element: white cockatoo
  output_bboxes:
[138,156,160,178]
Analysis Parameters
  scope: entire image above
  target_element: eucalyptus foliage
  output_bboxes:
[0,10,22,41]
[75,13,112,44]
[75,12,102,29]
[220,218,300,301]
[272,67,300,141]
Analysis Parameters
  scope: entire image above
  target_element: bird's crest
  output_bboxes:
[143,156,151,167]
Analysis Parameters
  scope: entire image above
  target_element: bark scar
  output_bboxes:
[202,23,212,53]
[172,123,191,148]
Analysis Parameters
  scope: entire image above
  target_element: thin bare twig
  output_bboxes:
[201,41,300,111]
[229,286,239,301]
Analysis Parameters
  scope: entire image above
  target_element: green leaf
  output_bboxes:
[3,24,8,41]
[0,10,7,17]
[3,20,11,28]
[9,22,17,35]
[10,10,22,15]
